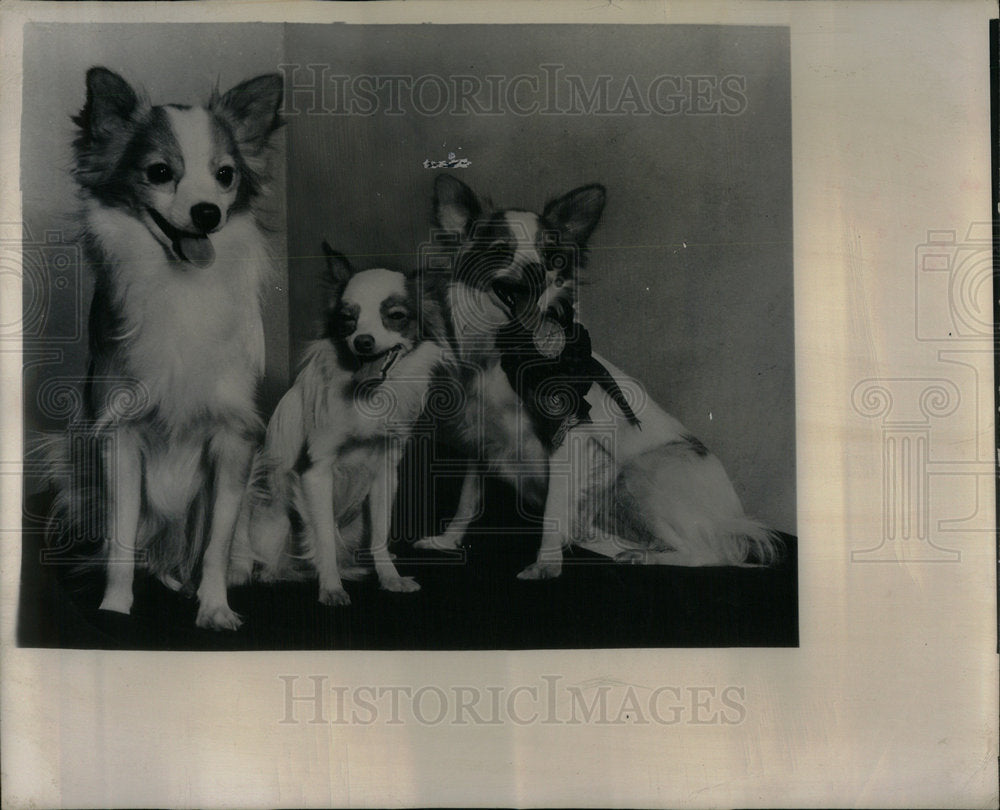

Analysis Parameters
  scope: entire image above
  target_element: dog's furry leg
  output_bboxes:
[99,428,142,615]
[517,448,568,580]
[414,466,479,550]
[301,463,350,606]
[226,482,254,586]
[195,430,253,630]
[370,440,420,593]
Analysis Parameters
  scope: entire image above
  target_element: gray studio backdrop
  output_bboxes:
[22,23,795,535]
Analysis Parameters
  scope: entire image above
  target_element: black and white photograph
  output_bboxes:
[1,2,996,808]
[18,23,797,650]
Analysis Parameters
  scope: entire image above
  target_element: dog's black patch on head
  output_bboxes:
[380,294,416,340]
[327,301,359,339]
[455,214,517,291]
[207,115,251,212]
[325,302,362,371]
[682,433,710,457]
[113,107,186,210]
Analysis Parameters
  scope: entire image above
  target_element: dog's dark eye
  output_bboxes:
[386,309,407,322]
[145,163,173,184]
[216,166,235,188]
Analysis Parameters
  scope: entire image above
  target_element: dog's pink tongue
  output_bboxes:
[353,358,385,384]
[176,235,215,269]
[353,347,403,385]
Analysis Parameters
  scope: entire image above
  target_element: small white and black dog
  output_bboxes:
[43,67,283,629]
[417,174,780,578]
[237,245,451,606]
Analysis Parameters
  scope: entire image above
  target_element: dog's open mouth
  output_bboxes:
[490,278,523,318]
[353,344,406,384]
[492,280,567,359]
[147,208,216,269]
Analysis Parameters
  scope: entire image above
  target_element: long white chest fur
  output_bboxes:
[460,361,548,501]
[297,340,448,457]
[86,202,269,426]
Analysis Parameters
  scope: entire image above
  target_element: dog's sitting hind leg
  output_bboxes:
[370,440,420,593]
[99,428,142,615]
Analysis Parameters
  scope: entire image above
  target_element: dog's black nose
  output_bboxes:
[353,334,375,355]
[190,203,221,233]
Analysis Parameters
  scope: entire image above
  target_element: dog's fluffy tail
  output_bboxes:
[239,386,308,582]
[609,442,784,567]
[244,456,301,582]
[28,429,109,576]
[715,516,783,567]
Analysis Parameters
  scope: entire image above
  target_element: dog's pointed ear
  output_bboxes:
[433,174,481,236]
[322,242,354,291]
[74,67,144,134]
[212,73,284,154]
[542,184,606,247]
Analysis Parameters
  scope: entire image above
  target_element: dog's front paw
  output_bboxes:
[516,561,562,580]
[196,603,243,631]
[319,586,352,606]
[414,533,462,550]
[380,575,421,593]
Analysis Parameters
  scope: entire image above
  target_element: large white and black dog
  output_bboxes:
[43,67,283,629]
[417,174,780,578]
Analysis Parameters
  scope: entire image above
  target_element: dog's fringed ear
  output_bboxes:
[321,241,354,293]
[212,73,284,154]
[72,68,149,190]
[73,67,144,135]
[433,174,481,237]
[542,184,607,247]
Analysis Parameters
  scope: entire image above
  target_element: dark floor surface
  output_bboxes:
[19,481,798,650]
